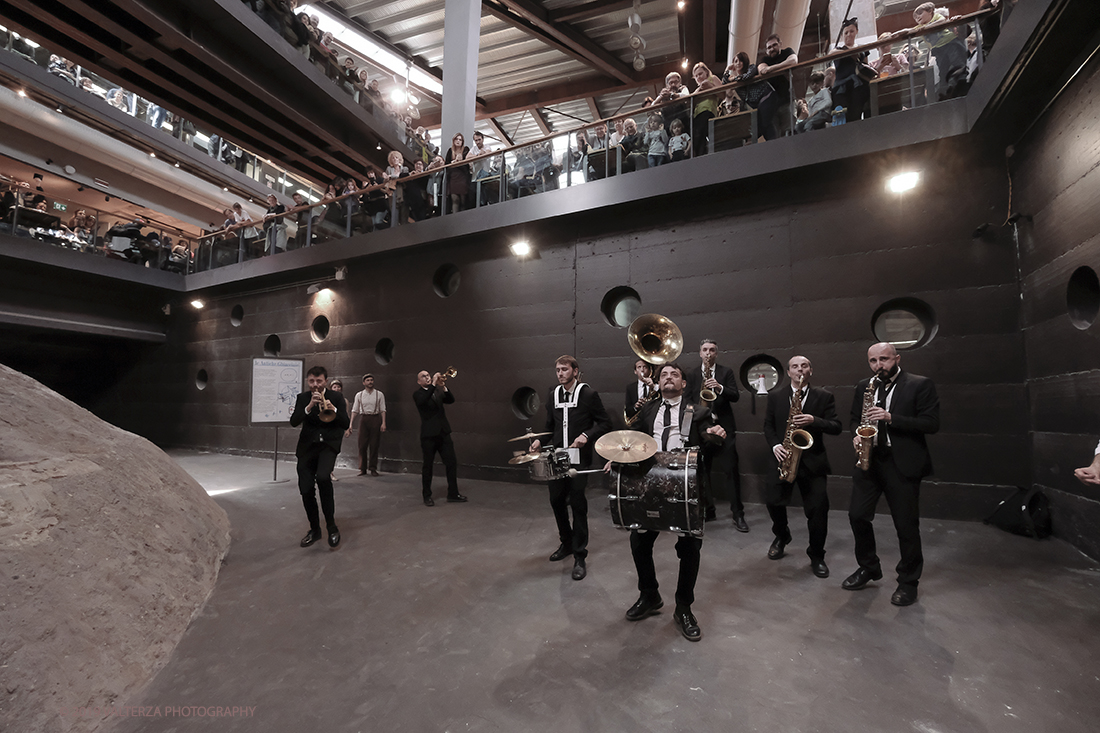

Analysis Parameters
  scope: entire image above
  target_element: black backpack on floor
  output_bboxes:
[984,486,1053,539]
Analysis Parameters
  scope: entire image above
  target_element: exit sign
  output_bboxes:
[53,201,67,212]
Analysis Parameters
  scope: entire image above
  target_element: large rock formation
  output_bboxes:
[0,363,231,732]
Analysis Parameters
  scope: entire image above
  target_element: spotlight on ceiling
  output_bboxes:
[56,105,63,113]
[677,0,686,9]
[376,142,382,150]
[17,89,26,97]
[222,186,228,191]
[509,241,532,258]
[885,170,920,194]
[681,58,689,69]
[149,152,156,158]
[174,162,180,168]
[190,299,205,309]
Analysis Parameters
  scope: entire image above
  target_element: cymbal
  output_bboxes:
[595,430,659,463]
[507,453,541,465]
[507,431,551,442]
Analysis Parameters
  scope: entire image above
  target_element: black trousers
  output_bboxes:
[297,443,337,532]
[548,474,588,561]
[849,448,923,587]
[421,434,458,499]
[766,472,829,560]
[357,413,383,472]
[630,530,702,608]
[704,437,742,514]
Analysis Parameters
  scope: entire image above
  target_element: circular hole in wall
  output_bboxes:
[375,338,395,365]
[600,286,642,327]
[740,355,783,393]
[1067,266,1100,330]
[263,334,282,357]
[311,315,331,343]
[510,387,541,420]
[195,369,209,390]
[433,263,461,298]
[230,304,244,327]
[871,297,937,349]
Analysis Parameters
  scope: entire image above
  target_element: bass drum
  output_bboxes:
[608,449,702,536]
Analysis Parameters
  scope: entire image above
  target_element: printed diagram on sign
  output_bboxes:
[277,369,298,416]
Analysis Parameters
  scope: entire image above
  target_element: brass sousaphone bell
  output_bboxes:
[624,314,684,425]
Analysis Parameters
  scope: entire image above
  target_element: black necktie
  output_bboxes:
[661,402,673,451]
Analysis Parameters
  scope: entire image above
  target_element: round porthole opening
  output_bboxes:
[433,263,461,298]
[230,304,244,327]
[871,298,937,350]
[1067,266,1100,330]
[375,338,395,365]
[510,387,540,419]
[740,355,783,393]
[195,369,209,390]
[600,286,642,328]
[311,315,330,343]
[263,334,282,357]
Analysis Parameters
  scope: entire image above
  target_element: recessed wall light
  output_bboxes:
[886,171,920,194]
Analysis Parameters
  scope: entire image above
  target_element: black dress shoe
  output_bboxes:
[446,494,468,503]
[733,514,750,533]
[571,559,586,580]
[704,506,717,522]
[300,529,321,547]
[327,528,340,548]
[357,470,367,476]
[370,470,379,477]
[548,544,573,562]
[811,559,830,578]
[673,606,702,641]
[424,497,435,507]
[768,530,792,560]
[625,594,664,621]
[841,567,883,590]
[891,585,918,606]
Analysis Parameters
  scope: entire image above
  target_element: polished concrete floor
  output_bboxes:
[108,451,1100,733]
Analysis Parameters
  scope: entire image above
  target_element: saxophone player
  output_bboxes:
[763,356,842,577]
[843,342,940,607]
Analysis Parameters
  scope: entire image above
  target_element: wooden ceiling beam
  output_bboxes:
[549,0,635,24]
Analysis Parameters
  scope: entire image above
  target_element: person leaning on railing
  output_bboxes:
[444,133,472,214]
[825,18,872,123]
[723,52,780,141]
[619,118,648,173]
[690,62,723,155]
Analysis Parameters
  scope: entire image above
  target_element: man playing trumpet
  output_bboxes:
[843,343,940,607]
[290,366,350,549]
[763,356,841,577]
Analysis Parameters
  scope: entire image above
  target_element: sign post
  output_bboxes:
[250,358,304,482]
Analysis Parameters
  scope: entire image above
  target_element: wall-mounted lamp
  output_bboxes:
[886,171,920,194]
[190,299,205,309]
[509,241,533,258]
[162,304,171,315]
[335,266,348,280]
[306,283,324,295]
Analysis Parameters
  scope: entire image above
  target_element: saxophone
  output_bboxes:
[699,358,717,403]
[855,376,879,470]
[777,375,814,483]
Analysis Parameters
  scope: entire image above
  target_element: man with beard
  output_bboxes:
[842,342,940,607]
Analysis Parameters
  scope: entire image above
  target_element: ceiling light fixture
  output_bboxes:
[886,170,920,194]
[190,299,205,309]
[17,89,26,97]
[681,58,689,69]
[509,241,532,258]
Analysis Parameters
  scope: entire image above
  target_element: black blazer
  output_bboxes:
[849,370,940,480]
[414,385,455,438]
[634,397,724,450]
[543,384,612,467]
[684,363,740,432]
[289,389,350,457]
[762,384,842,480]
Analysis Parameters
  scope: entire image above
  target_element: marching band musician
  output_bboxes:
[414,370,467,507]
[684,339,745,529]
[762,356,842,578]
[624,358,655,423]
[529,355,612,581]
[843,342,940,607]
[290,366,350,549]
[622,363,725,641]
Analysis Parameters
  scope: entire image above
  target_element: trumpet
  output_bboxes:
[437,366,457,384]
[313,386,338,423]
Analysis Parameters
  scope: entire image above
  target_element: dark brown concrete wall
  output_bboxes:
[1012,54,1100,558]
[92,135,1026,523]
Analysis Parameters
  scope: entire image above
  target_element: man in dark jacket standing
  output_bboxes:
[762,355,842,578]
[843,342,940,607]
[290,365,350,549]
[414,369,467,506]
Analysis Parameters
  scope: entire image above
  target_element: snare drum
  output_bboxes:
[528,449,571,482]
[608,449,702,536]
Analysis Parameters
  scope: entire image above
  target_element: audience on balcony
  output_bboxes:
[649,71,691,137]
[667,118,691,162]
[619,118,648,173]
[444,133,471,213]
[795,71,833,134]
[723,52,780,141]
[644,113,669,168]
[826,18,871,123]
[756,34,799,137]
[690,62,723,155]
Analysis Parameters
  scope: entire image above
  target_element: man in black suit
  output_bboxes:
[290,365,350,549]
[684,339,745,530]
[413,369,467,506]
[623,363,726,641]
[624,358,655,424]
[762,355,842,578]
[842,342,940,606]
[529,355,611,581]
